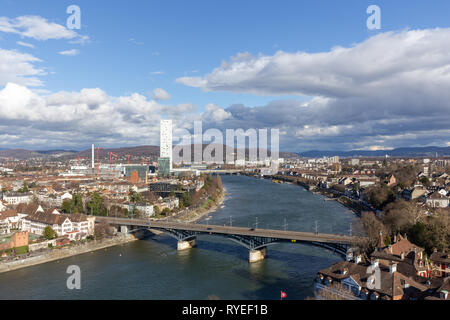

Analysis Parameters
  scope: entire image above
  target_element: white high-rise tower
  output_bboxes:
[160,120,173,170]
[92,144,95,169]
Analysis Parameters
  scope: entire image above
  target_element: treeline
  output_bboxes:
[354,164,449,255]
[359,201,449,255]
[180,175,223,209]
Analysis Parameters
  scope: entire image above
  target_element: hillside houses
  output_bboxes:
[314,259,437,300]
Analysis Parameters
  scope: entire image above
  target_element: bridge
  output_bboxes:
[95,216,366,263]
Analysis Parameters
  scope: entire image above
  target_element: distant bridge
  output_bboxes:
[95,216,366,262]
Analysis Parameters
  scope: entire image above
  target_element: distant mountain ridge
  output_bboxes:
[1,145,448,161]
[299,146,450,158]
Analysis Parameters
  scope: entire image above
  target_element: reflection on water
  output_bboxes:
[0,175,355,300]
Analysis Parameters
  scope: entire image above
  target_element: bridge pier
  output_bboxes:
[249,247,267,263]
[177,238,197,251]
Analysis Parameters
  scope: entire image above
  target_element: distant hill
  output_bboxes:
[298,146,450,158]
[0,144,298,162]
[0,149,78,160]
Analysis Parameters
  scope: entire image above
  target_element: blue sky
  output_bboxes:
[0,0,450,151]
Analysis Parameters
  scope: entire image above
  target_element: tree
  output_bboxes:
[128,189,143,203]
[61,199,72,213]
[365,185,395,210]
[43,226,57,240]
[87,192,107,216]
[361,212,386,252]
[61,194,84,214]
[153,205,161,216]
[419,176,430,186]
[181,192,192,207]
[161,208,171,216]
[94,222,113,239]
[381,200,426,235]
[18,182,29,193]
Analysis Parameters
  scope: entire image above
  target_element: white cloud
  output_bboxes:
[58,49,79,56]
[150,71,164,75]
[0,15,89,42]
[0,48,44,87]
[16,41,35,48]
[203,103,232,122]
[177,28,450,97]
[175,28,450,151]
[151,88,171,101]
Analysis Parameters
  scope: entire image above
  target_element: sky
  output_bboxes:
[0,0,449,152]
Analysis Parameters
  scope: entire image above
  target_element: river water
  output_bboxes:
[0,175,356,300]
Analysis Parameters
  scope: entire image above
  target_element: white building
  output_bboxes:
[125,203,155,217]
[2,192,32,205]
[22,209,95,240]
[160,119,173,171]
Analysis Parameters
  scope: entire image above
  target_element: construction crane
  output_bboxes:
[108,152,113,170]
[96,147,104,177]
[113,153,118,171]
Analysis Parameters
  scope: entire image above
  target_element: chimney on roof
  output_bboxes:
[389,262,397,274]
[371,259,379,269]
[377,231,384,250]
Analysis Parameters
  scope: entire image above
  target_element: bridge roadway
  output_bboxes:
[95,216,366,262]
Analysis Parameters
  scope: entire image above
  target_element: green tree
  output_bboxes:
[43,226,57,240]
[161,208,171,216]
[419,176,430,186]
[181,192,192,207]
[72,194,84,213]
[128,189,143,203]
[61,199,72,213]
[87,192,107,216]
[18,182,29,193]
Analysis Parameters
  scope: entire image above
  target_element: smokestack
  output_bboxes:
[92,144,95,169]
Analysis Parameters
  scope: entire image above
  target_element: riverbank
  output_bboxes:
[249,173,365,215]
[172,187,227,223]
[0,234,136,274]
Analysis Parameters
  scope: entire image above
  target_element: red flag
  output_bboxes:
[281,291,287,299]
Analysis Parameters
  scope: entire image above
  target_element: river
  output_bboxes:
[0,175,356,300]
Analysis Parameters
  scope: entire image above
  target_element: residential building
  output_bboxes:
[426,191,449,208]
[430,251,450,278]
[2,192,32,205]
[22,209,95,240]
